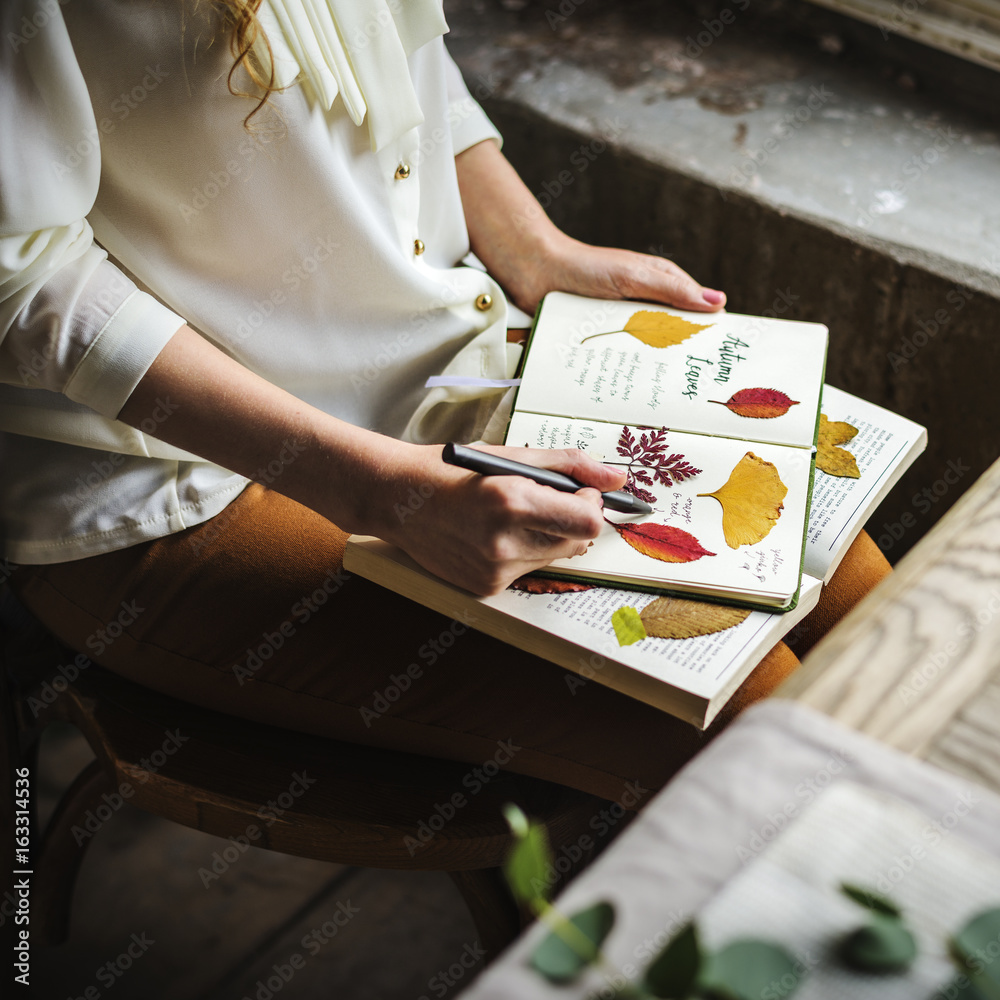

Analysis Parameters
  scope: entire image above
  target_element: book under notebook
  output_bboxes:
[344,382,926,728]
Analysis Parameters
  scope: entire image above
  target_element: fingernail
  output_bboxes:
[702,289,725,305]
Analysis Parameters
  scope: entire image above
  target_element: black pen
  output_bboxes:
[442,443,653,515]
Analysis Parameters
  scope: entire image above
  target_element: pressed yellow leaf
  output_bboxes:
[611,606,648,646]
[816,414,861,478]
[819,414,859,447]
[697,451,788,549]
[818,443,860,478]
[580,310,712,347]
[622,311,711,348]
[640,597,750,639]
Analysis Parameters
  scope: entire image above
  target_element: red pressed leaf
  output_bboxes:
[712,388,800,419]
[613,522,715,563]
[509,576,596,594]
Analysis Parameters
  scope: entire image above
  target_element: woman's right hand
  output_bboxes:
[117,325,622,596]
[365,442,626,596]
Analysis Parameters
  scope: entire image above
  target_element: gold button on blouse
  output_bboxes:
[413,239,425,255]
[474,293,493,312]
[394,163,411,180]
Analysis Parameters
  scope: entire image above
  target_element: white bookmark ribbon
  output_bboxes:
[424,376,522,388]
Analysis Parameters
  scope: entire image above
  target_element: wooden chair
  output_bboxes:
[0,587,607,960]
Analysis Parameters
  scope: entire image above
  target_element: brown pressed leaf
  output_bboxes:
[697,451,788,549]
[509,576,596,594]
[640,596,750,639]
[816,414,861,478]
[710,388,800,419]
[581,311,711,347]
[612,522,715,563]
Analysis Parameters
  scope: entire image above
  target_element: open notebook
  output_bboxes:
[502,292,831,610]
[345,383,925,728]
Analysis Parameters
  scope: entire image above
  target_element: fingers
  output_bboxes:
[475,445,627,492]
[386,445,614,596]
[617,254,726,313]
[447,477,606,594]
[530,449,627,492]
[471,473,605,542]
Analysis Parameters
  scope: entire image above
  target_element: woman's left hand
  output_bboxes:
[528,235,726,314]
[456,140,727,317]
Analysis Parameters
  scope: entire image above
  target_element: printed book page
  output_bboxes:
[343,536,823,728]
[696,782,1000,998]
[477,576,823,727]
[804,385,928,582]
[505,417,812,606]
[514,292,828,449]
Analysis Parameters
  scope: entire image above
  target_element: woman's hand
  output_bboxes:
[373,444,627,596]
[119,326,625,596]
[456,140,726,316]
[522,235,726,315]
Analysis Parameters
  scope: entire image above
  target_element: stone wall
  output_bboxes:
[446,0,1000,560]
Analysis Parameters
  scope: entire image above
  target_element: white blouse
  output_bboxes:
[0,0,512,564]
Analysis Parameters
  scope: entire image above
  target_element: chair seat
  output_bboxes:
[44,661,604,871]
[1,592,609,958]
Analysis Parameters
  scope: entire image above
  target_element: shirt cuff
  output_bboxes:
[448,94,503,156]
[63,290,185,418]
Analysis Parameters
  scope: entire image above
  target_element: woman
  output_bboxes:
[0,0,887,805]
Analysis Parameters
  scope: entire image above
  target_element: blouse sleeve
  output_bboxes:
[0,1,185,421]
[442,45,503,156]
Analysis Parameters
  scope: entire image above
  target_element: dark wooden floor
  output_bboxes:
[33,724,487,1000]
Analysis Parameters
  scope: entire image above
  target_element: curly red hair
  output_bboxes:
[218,0,280,128]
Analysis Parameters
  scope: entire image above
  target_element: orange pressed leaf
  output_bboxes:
[697,451,788,549]
[509,576,596,594]
[640,597,750,639]
[613,522,715,563]
[817,413,861,478]
[710,388,800,419]
[581,311,711,348]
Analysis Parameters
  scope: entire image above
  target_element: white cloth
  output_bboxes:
[459,701,1000,1000]
[0,0,507,564]
[256,0,449,151]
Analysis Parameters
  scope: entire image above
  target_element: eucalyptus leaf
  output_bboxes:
[839,914,918,973]
[502,802,530,840]
[530,901,616,983]
[840,882,903,918]
[503,820,553,906]
[937,975,995,1000]
[643,922,701,998]
[950,908,1000,1000]
[697,940,802,1000]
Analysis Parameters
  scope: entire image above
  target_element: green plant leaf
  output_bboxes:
[838,914,918,973]
[502,802,530,839]
[840,882,903,918]
[502,803,552,907]
[937,977,995,1000]
[643,922,701,998]
[503,818,553,906]
[530,901,616,983]
[697,940,802,1000]
[950,908,1000,1000]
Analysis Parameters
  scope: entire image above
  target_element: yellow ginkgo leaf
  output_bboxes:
[697,451,788,549]
[581,311,711,348]
[817,414,861,478]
